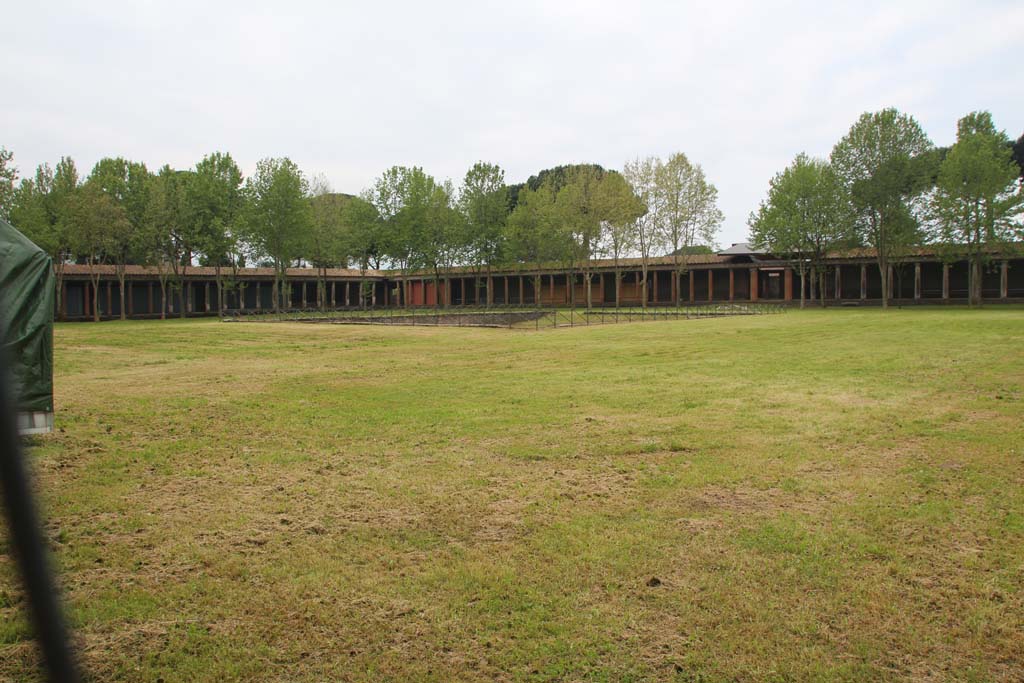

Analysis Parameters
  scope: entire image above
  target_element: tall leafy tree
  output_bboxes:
[49,157,80,318]
[9,176,51,248]
[143,166,190,318]
[307,175,352,309]
[344,193,382,307]
[930,112,1024,306]
[623,157,661,308]
[556,166,639,308]
[371,166,412,303]
[0,147,16,220]
[189,152,244,313]
[655,153,724,305]
[594,171,643,307]
[11,158,80,318]
[505,180,561,304]
[244,157,310,311]
[554,167,601,308]
[459,162,508,303]
[419,180,466,307]
[88,157,150,229]
[831,108,932,308]
[748,154,851,307]
[1011,133,1024,182]
[15,168,50,236]
[66,186,131,321]
[372,166,438,305]
[87,158,153,316]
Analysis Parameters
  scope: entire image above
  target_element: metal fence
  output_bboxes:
[222,303,785,329]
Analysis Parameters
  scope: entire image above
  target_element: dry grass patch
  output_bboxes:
[2,308,1023,682]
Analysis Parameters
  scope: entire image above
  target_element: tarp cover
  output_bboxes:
[0,218,54,413]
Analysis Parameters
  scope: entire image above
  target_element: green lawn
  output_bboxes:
[2,308,1023,682]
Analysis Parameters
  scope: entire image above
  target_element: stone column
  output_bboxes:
[784,268,793,301]
[205,282,211,312]
[860,265,867,300]
[106,281,112,317]
[749,268,758,302]
[1001,260,1009,299]
[127,281,133,315]
[652,270,659,304]
[706,270,713,302]
[834,265,841,301]
[148,283,154,313]
[914,263,921,301]
[729,270,735,301]
[942,264,949,300]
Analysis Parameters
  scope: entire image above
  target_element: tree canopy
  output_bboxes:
[2,104,1019,315]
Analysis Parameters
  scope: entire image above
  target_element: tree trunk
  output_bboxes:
[320,268,327,312]
[971,257,982,307]
[486,266,492,308]
[118,274,127,320]
[215,265,223,315]
[879,261,889,310]
[54,264,66,321]
[640,265,648,310]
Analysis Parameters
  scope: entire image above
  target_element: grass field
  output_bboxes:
[2,308,1023,682]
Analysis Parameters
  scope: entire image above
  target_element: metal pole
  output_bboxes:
[0,351,83,683]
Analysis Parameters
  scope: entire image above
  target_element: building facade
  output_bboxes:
[58,246,1024,320]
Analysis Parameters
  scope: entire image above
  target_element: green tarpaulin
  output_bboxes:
[0,218,54,417]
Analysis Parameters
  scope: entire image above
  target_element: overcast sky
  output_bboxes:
[4,0,1023,246]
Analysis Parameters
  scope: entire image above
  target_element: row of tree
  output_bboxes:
[749,109,1024,307]
[0,147,726,318]
[1,108,1021,320]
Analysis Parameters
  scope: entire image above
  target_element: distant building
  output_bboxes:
[55,245,1024,318]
